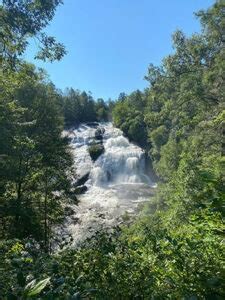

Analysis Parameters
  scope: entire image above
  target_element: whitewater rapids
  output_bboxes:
[56,123,156,248]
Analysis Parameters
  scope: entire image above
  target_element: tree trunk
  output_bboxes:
[44,175,49,253]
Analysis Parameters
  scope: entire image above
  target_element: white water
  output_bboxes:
[57,123,155,248]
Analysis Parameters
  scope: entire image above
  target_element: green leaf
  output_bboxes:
[71,292,81,300]
[25,277,51,297]
[24,279,36,291]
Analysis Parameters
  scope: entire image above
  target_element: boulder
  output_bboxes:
[95,127,105,141]
[64,206,75,216]
[88,144,104,161]
[74,185,88,194]
[74,172,89,187]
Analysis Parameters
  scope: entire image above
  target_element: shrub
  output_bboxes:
[88,144,104,161]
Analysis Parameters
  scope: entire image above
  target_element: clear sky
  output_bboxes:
[24,0,214,100]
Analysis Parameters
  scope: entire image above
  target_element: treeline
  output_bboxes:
[113,90,148,147]
[0,0,224,299]
[62,88,113,126]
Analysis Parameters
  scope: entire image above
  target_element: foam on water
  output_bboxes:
[57,123,156,247]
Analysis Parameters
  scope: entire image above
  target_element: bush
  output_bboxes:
[88,144,104,161]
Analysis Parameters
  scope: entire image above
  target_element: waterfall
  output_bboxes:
[57,123,155,248]
[89,125,149,185]
[68,123,152,186]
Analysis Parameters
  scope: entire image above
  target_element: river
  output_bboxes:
[55,122,156,248]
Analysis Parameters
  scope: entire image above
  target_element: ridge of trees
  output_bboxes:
[62,88,113,126]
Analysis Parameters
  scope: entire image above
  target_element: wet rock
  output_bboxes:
[74,173,89,187]
[88,144,104,161]
[66,191,79,204]
[95,127,105,141]
[86,122,99,127]
[64,206,75,216]
[106,171,111,181]
[74,185,88,194]
[98,213,105,219]
[71,217,80,224]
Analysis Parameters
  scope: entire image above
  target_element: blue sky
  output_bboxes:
[24,0,214,100]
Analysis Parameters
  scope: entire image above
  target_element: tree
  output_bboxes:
[95,98,108,121]
[113,94,147,146]
[0,0,66,69]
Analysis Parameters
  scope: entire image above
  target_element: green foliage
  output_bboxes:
[0,1,224,299]
[62,88,111,126]
[154,136,181,179]
[112,93,148,146]
[0,1,73,250]
[107,1,225,298]
[88,144,104,161]
[0,64,74,250]
[0,239,97,299]
[95,98,109,121]
[24,277,51,297]
[0,0,66,68]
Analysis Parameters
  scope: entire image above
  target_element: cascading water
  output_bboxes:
[57,123,156,248]
[91,133,144,185]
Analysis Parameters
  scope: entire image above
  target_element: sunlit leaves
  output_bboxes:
[0,0,65,68]
[24,277,51,297]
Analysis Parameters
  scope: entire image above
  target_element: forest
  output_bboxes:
[0,0,224,299]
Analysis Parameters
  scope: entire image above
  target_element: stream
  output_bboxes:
[55,122,156,248]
